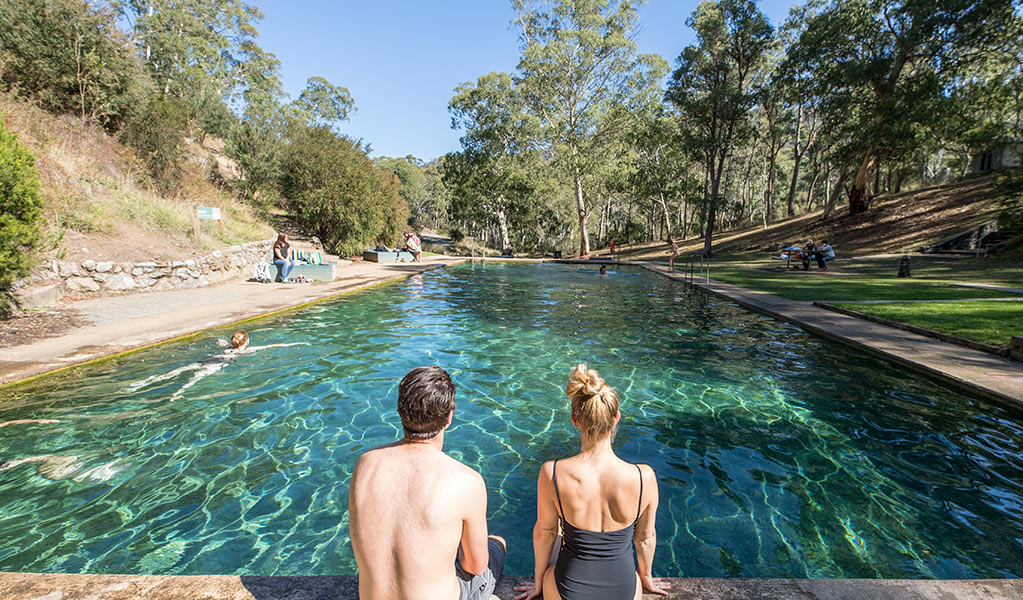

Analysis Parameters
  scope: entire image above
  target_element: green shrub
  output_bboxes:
[121,96,188,186]
[448,227,465,244]
[0,0,151,130]
[0,120,44,316]
[281,126,409,255]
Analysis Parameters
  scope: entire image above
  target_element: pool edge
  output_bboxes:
[1,572,1021,600]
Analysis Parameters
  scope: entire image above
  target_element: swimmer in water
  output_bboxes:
[599,265,608,276]
[0,419,60,428]
[127,330,308,399]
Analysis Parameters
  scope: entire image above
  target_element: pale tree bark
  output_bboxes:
[657,193,674,242]
[496,206,511,251]
[823,166,851,219]
[574,169,590,256]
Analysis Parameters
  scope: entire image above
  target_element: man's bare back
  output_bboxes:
[349,439,488,600]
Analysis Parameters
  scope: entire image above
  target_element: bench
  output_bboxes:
[363,250,415,263]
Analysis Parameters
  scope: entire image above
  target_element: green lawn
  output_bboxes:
[832,301,1023,347]
[661,253,1023,302]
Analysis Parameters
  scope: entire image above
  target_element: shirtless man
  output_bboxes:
[349,366,505,600]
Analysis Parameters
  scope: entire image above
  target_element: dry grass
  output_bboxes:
[611,176,1008,261]
[0,93,273,262]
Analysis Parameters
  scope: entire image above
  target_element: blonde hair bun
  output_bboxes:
[566,364,620,438]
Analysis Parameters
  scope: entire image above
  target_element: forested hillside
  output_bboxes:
[441,0,1023,258]
[0,0,418,314]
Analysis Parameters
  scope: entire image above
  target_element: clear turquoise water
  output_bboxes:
[1,263,1022,578]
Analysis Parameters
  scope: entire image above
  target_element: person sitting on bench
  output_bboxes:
[816,240,835,270]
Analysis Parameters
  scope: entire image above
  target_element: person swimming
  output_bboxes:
[599,266,608,276]
[126,331,308,399]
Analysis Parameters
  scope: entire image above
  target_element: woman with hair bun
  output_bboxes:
[514,365,670,600]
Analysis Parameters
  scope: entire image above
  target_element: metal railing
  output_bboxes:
[681,252,709,288]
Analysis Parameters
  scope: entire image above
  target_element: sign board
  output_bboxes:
[196,206,221,220]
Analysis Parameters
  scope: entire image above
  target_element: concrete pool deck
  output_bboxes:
[0,257,465,387]
[637,264,1023,405]
[2,573,1023,599]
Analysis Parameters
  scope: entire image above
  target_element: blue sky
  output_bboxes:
[254,1,796,161]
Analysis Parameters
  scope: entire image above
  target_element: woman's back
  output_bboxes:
[552,456,647,600]
[552,455,643,532]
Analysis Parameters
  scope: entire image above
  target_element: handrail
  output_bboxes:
[681,252,709,289]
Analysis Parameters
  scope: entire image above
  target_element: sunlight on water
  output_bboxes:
[1,263,1022,577]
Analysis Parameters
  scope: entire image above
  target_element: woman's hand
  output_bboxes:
[640,573,672,596]
[513,575,543,600]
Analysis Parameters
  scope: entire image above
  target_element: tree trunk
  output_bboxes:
[786,150,802,218]
[848,152,874,215]
[894,167,908,193]
[574,170,590,256]
[657,193,674,243]
[496,207,511,251]
[804,160,823,211]
[823,166,850,220]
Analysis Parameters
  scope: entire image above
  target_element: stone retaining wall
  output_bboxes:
[12,241,272,303]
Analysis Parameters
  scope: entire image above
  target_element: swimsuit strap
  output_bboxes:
[552,460,566,520]
[634,463,644,523]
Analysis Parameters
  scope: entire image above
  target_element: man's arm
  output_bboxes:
[458,470,490,576]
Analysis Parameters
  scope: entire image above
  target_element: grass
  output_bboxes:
[832,301,1023,347]
[667,254,1023,302]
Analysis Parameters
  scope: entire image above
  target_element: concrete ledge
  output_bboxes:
[2,573,1022,600]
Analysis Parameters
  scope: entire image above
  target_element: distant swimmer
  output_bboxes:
[126,330,308,399]
[0,419,60,428]
[599,265,608,276]
[0,455,125,482]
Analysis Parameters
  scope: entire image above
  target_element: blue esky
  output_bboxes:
[253,0,796,161]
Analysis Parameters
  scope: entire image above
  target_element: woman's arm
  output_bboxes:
[515,461,560,600]
[634,464,671,595]
[274,245,285,261]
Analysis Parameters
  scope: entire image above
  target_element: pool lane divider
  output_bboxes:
[0,261,464,394]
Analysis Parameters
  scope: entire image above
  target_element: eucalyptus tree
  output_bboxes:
[783,0,1019,215]
[665,0,774,256]
[448,71,540,251]
[512,0,667,256]
[626,112,693,243]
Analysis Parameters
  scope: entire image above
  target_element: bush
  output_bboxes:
[281,126,409,255]
[0,0,151,130]
[0,120,44,316]
[121,96,188,186]
[448,227,465,244]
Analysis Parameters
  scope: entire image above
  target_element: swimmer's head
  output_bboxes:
[231,330,249,350]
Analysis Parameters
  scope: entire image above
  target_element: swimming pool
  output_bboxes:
[1,263,1021,578]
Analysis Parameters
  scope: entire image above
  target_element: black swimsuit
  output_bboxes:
[552,460,643,600]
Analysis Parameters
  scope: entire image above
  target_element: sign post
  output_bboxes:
[195,206,223,238]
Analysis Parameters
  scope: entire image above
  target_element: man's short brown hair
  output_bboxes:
[398,366,455,439]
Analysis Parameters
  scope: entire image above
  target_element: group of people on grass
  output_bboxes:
[790,239,836,271]
[349,364,670,600]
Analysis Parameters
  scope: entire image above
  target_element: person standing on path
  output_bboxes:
[349,366,506,600]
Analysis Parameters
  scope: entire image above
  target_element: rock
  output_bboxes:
[149,269,167,279]
[119,262,132,273]
[136,262,158,268]
[173,267,190,279]
[134,276,155,288]
[185,259,196,268]
[188,268,201,278]
[58,262,79,277]
[198,275,210,287]
[152,279,174,292]
[13,282,65,308]
[182,278,199,289]
[104,273,135,291]
[171,261,186,268]
[81,259,97,271]
[131,267,145,276]
[66,277,101,293]
[95,262,114,273]
[92,272,110,282]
